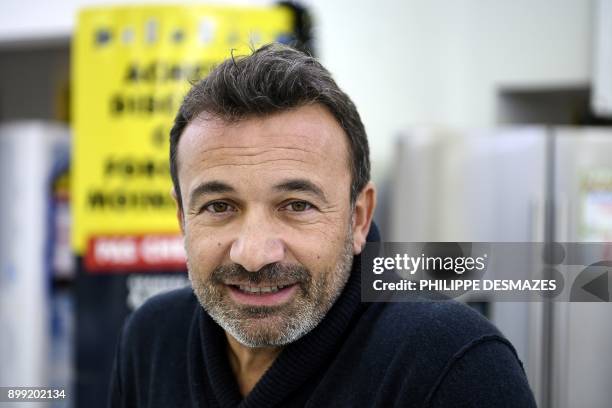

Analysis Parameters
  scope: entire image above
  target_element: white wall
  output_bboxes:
[0,0,594,179]
[306,0,593,179]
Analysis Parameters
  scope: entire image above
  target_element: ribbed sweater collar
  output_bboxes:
[188,224,380,408]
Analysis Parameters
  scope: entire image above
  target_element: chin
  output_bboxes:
[224,312,321,348]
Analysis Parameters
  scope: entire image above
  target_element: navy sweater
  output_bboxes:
[109,227,536,407]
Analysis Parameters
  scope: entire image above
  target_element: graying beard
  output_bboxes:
[188,232,354,347]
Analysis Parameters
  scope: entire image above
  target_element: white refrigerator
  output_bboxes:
[387,126,612,408]
[0,121,71,406]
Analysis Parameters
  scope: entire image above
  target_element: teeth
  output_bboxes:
[238,284,288,294]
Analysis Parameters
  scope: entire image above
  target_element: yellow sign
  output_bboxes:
[72,5,293,256]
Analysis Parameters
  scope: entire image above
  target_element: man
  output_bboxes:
[110,44,536,407]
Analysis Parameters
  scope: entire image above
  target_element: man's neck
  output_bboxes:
[225,334,283,397]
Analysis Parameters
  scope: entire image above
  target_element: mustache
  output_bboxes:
[210,262,311,286]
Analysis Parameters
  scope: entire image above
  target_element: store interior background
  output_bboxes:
[1,1,611,408]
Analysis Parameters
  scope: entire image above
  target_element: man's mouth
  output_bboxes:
[226,283,299,306]
[236,284,291,294]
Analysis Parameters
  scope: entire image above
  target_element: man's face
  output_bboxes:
[176,104,357,347]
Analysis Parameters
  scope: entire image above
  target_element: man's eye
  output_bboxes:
[285,201,312,212]
[204,202,233,213]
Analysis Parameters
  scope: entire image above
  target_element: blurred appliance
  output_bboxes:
[593,0,612,117]
[388,126,612,408]
[0,122,71,401]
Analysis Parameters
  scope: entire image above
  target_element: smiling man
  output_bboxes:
[109,44,536,407]
[177,102,370,396]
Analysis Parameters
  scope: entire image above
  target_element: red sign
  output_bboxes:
[85,234,186,273]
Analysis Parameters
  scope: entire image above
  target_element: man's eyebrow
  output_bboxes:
[188,181,235,207]
[273,179,328,203]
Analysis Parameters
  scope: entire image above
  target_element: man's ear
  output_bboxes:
[351,181,377,255]
[171,188,185,235]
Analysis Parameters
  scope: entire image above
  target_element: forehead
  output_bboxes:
[176,104,351,190]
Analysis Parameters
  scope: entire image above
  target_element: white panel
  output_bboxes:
[592,0,612,116]
[390,127,547,242]
[552,128,612,408]
[0,122,70,391]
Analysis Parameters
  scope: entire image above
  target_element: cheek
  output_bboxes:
[184,229,228,274]
[287,226,350,273]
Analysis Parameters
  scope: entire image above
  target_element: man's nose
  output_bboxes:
[229,218,285,272]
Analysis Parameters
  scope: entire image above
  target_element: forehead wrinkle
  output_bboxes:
[196,157,309,172]
[189,113,331,152]
[194,145,317,161]
[198,145,317,155]
[193,146,317,169]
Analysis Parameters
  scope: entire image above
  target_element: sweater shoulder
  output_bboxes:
[369,300,502,339]
[353,301,525,404]
[313,301,525,407]
[359,300,514,363]
[122,287,197,346]
[111,288,197,406]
